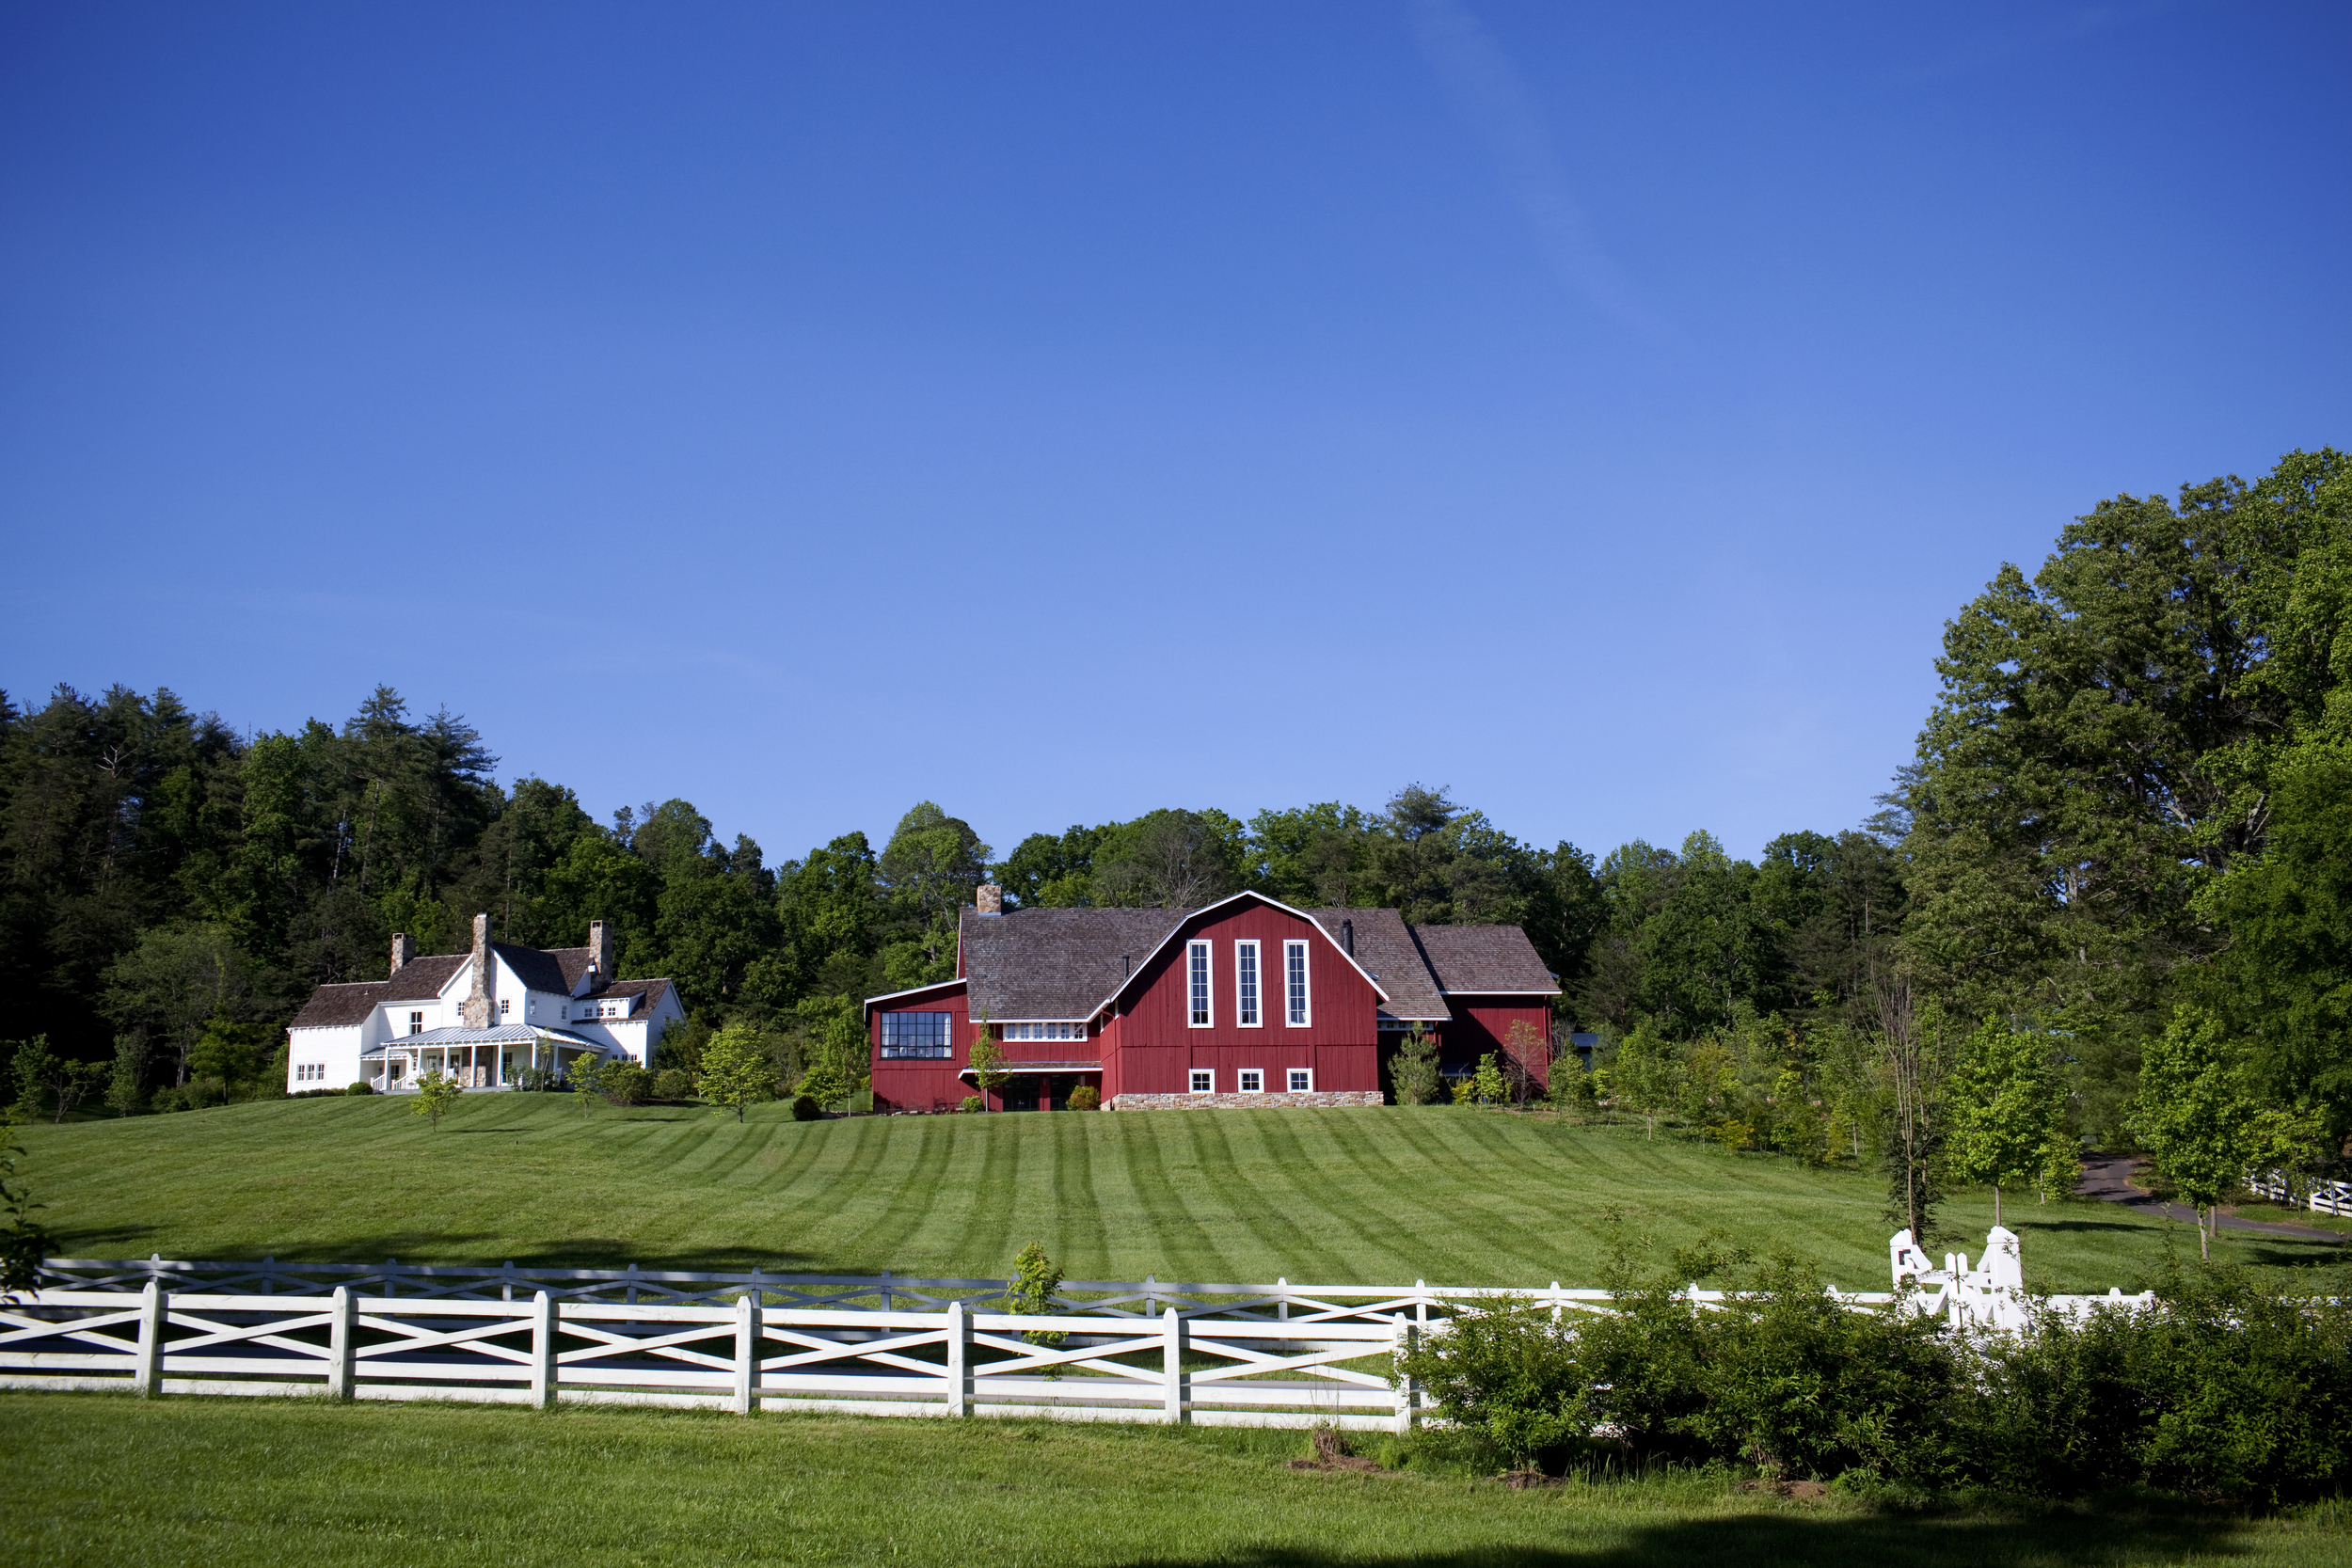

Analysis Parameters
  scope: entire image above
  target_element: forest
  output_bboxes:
[3,448,2348,1199]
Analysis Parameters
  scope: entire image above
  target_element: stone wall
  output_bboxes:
[1106,1090,1385,1111]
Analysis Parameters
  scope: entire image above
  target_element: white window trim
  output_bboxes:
[1188,1069,1215,1094]
[1187,941,1214,1028]
[1233,940,1262,1028]
[1288,1068,1314,1093]
[1283,940,1311,1028]
[1237,1069,1264,1094]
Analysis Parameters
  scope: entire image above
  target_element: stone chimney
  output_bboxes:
[462,913,494,1028]
[976,883,1004,916]
[588,918,614,980]
[389,932,414,977]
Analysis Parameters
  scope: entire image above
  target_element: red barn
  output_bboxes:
[865,888,1559,1111]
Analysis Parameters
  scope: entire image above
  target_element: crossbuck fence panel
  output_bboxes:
[1,1255,2145,1425]
[2251,1169,2352,1219]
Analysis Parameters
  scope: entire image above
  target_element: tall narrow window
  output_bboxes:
[1188,941,1213,1026]
[409,1011,423,1035]
[1284,941,1311,1027]
[1234,941,1261,1027]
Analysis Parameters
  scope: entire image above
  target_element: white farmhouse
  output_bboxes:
[284,913,684,1093]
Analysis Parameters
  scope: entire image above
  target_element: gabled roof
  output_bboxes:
[958,907,1177,1020]
[943,892,1391,1022]
[1413,925,1560,995]
[290,938,675,1029]
[1307,908,1450,1022]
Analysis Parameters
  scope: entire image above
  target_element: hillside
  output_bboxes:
[16,1101,2337,1291]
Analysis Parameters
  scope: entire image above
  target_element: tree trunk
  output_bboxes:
[2198,1206,2211,1260]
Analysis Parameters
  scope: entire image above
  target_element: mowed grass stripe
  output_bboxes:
[19,1097,2343,1288]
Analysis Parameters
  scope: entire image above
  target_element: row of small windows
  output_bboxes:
[1003,1022,1085,1042]
[294,1063,328,1083]
[1188,940,1311,1028]
[1188,1069,1313,1094]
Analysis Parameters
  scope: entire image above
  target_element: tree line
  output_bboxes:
[4,447,2348,1227]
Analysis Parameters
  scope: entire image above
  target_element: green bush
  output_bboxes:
[791,1094,821,1121]
[1398,1240,2352,1499]
[1958,1264,2352,1502]
[1067,1085,1100,1112]
[345,1081,373,1096]
[597,1064,654,1106]
[959,1095,984,1114]
[652,1068,695,1101]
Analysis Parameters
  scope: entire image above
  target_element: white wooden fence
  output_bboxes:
[2250,1170,2352,1219]
[0,1283,1435,1428]
[1,1243,2150,1424]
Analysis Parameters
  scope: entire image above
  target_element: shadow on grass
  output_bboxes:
[1112,1502,2261,1567]
[42,1230,831,1273]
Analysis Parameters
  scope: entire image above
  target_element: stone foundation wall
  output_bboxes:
[1106,1090,1386,1111]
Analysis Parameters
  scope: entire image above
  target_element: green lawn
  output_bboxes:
[3,1395,2345,1568]
[16,1098,2342,1291]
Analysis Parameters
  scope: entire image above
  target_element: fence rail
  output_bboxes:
[2,1285,1432,1428]
[5,1253,2156,1424]
[34,1256,1904,1321]
[2250,1170,2352,1219]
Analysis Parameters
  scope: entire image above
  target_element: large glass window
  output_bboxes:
[880,1011,954,1059]
[1285,941,1311,1026]
[1235,941,1261,1027]
[1188,941,1212,1026]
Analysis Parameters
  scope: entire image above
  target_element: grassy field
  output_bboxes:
[15,1097,2343,1290]
[4,1395,2346,1568]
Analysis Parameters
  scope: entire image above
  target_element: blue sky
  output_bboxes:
[5,2,2347,867]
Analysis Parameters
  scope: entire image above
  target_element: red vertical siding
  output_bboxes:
[1443,996,1555,1089]
[1105,902,1381,1095]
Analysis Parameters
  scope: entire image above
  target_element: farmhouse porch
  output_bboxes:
[360,1024,604,1093]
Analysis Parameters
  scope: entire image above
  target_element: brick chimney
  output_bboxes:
[976,883,1004,916]
[462,913,494,1028]
[588,918,614,980]
[389,932,414,977]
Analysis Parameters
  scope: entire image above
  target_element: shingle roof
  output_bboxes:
[290,982,390,1029]
[380,954,467,1004]
[1413,925,1559,995]
[927,900,1552,1022]
[958,907,1184,1020]
[1307,908,1450,1022]
[290,940,673,1029]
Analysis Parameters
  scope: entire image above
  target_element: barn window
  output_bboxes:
[1284,942,1311,1026]
[1237,1069,1263,1093]
[1234,941,1261,1027]
[1187,942,1213,1026]
[1288,1069,1312,1092]
[880,1012,953,1059]
[1189,1069,1214,1093]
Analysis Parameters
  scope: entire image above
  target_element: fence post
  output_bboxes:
[133,1280,166,1397]
[732,1292,762,1414]
[1276,1277,1288,1323]
[327,1286,357,1401]
[945,1299,971,1418]
[1162,1307,1189,1426]
[1392,1312,1416,1435]
[531,1291,558,1409]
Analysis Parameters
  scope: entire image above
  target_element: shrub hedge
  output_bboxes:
[1397,1244,2352,1501]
